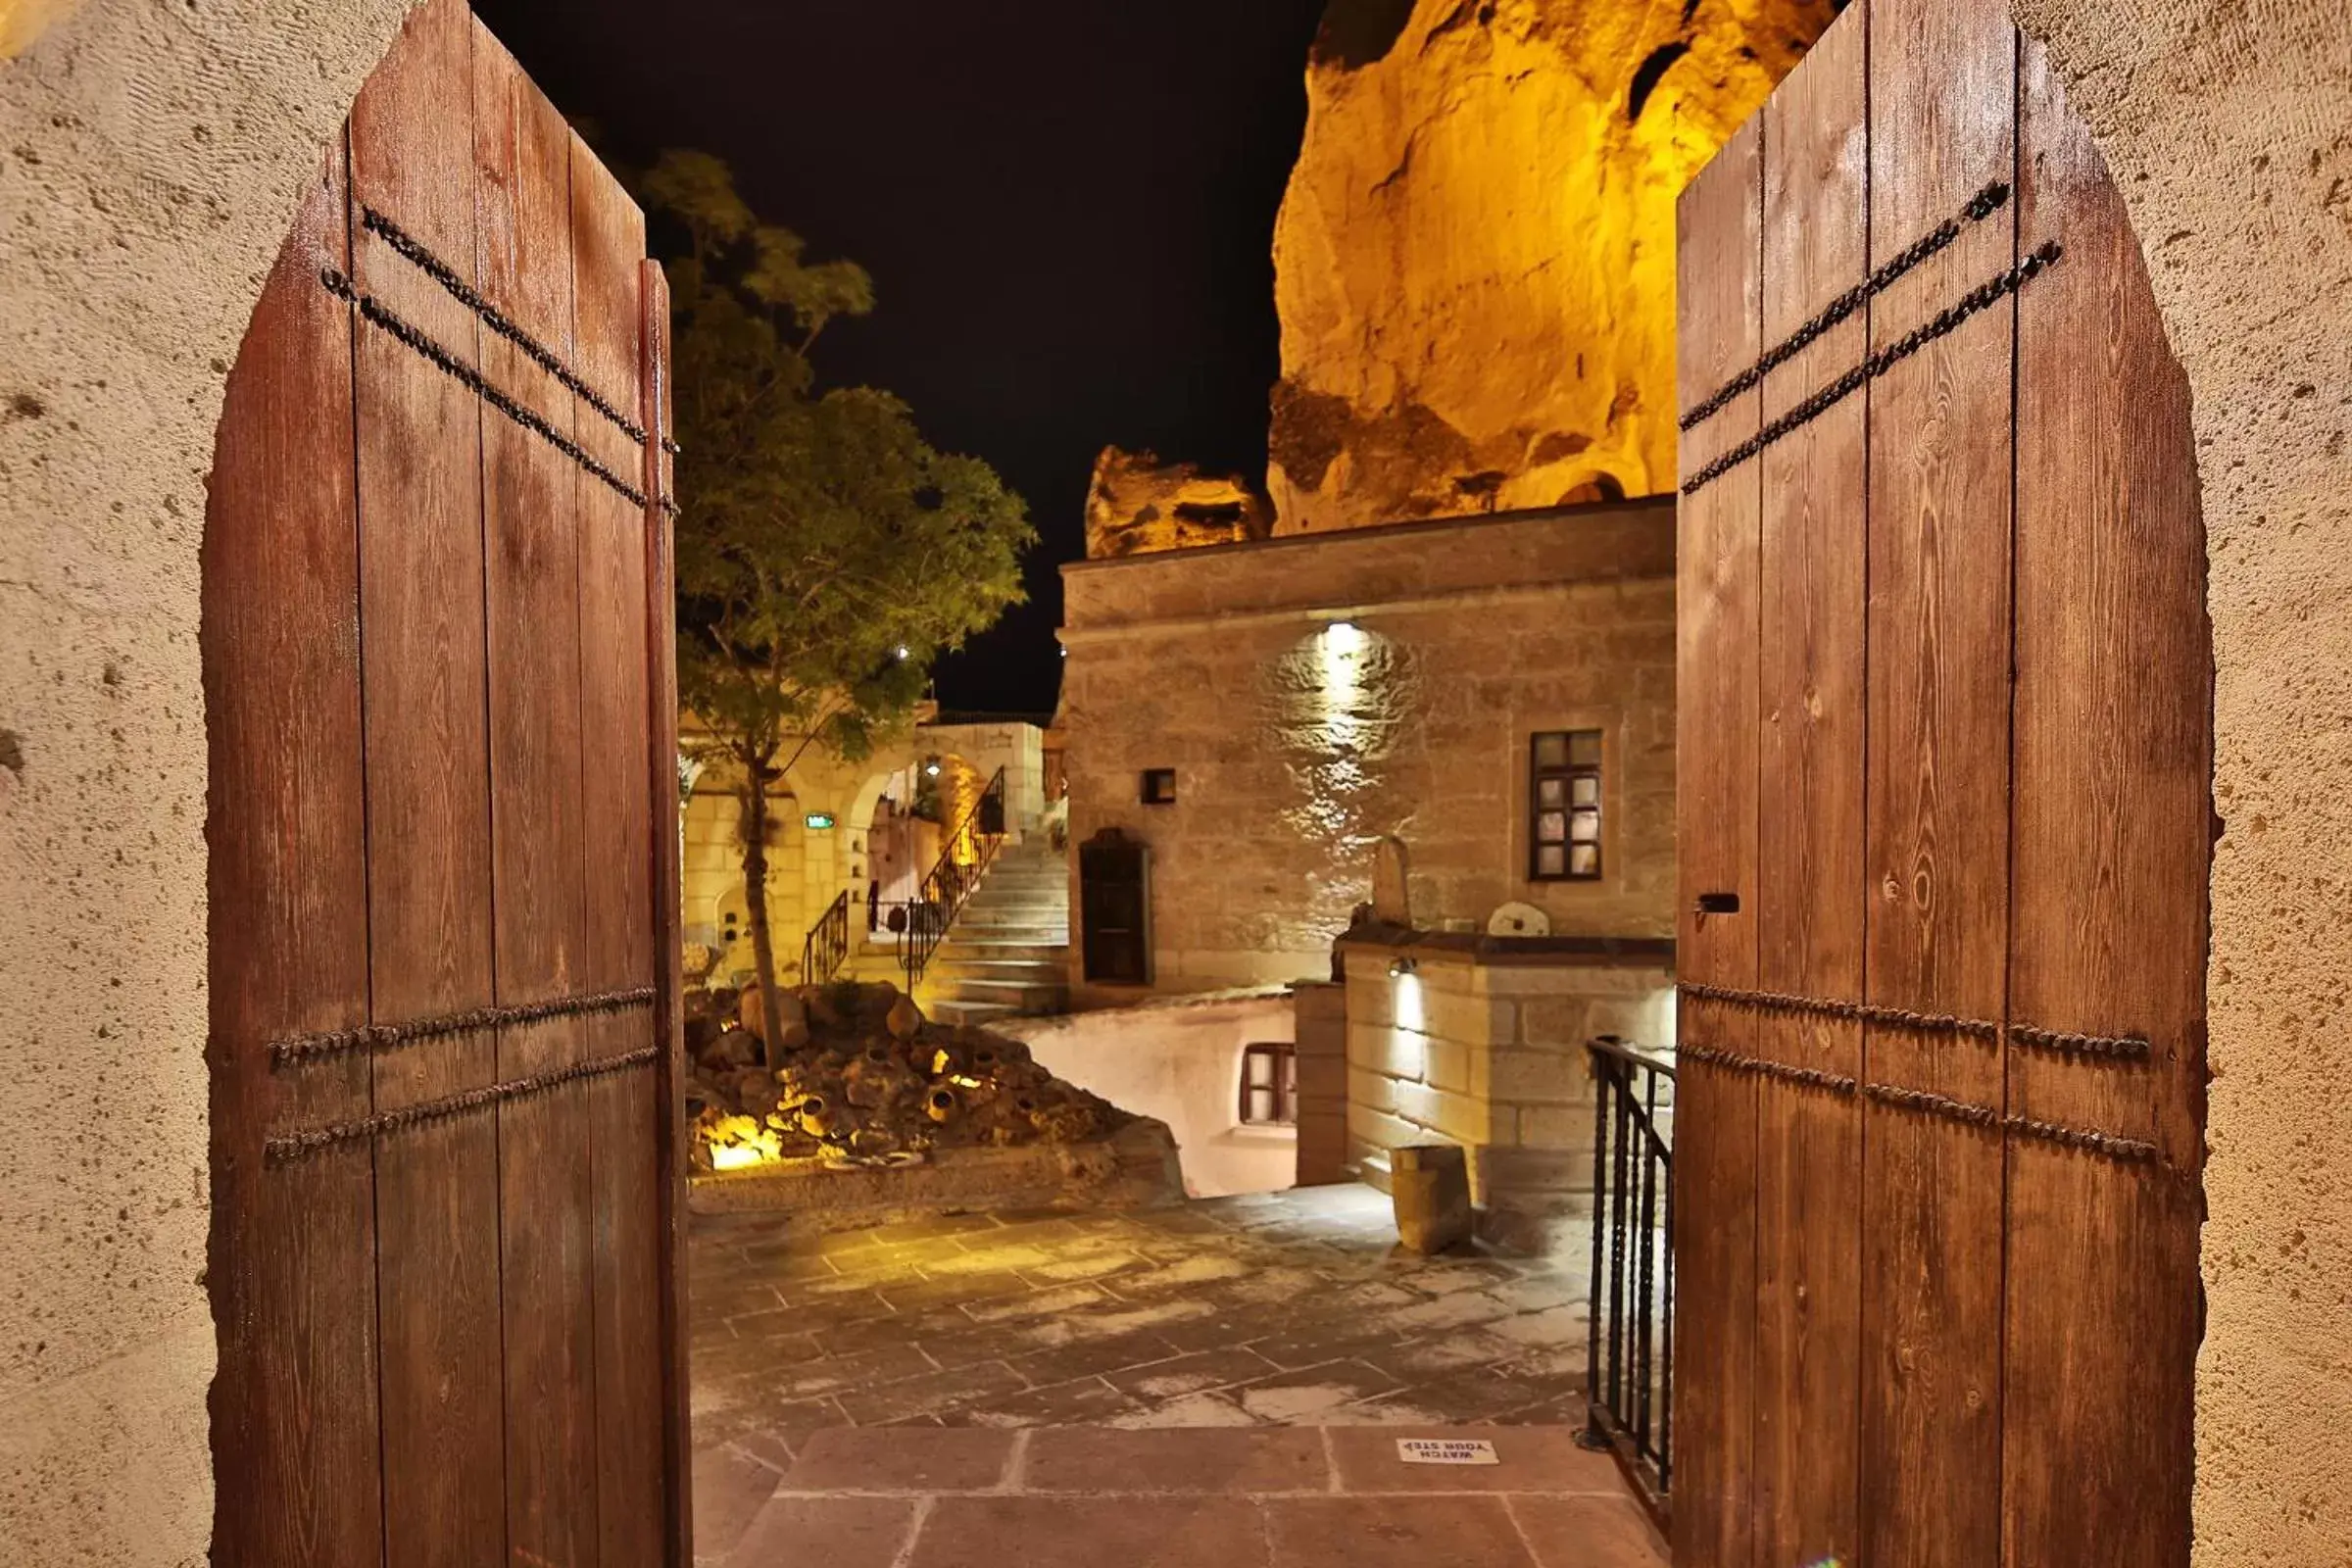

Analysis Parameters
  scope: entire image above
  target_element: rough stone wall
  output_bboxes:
[1058,502,1677,1002]
[1337,934,1673,1251]
[0,1,413,1562]
[1268,0,1835,531]
[1083,445,1274,560]
[2004,3,2352,1561]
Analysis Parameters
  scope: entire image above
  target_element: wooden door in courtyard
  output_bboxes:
[1671,0,2208,1563]
[204,1,689,1563]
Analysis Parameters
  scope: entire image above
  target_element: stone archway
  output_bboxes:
[2014,6,2352,1559]
[2,5,432,1565]
[1,2,2348,1563]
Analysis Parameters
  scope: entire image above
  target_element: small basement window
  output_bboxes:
[1141,767,1177,806]
[1238,1043,1298,1126]
[1530,729,1603,881]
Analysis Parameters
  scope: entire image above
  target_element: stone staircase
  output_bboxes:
[918,841,1071,1028]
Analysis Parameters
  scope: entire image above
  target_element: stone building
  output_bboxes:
[1059,498,1676,1001]
[1056,490,1680,1250]
[4,0,2352,1562]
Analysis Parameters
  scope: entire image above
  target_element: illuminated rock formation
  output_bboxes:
[1084,445,1275,560]
[1268,0,1834,531]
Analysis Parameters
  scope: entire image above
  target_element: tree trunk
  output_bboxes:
[738,756,782,1063]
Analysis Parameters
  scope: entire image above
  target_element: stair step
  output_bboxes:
[931,945,1067,965]
[940,973,1067,993]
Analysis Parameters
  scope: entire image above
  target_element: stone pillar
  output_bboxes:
[1291,979,1349,1185]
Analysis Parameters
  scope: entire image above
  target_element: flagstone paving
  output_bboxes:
[693,1425,1669,1568]
[688,1183,1594,1446]
[688,1187,1650,1566]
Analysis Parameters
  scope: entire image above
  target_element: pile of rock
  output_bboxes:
[686,979,1126,1171]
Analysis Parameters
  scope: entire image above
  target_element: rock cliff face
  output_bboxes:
[1269,0,1835,531]
[1084,445,1275,560]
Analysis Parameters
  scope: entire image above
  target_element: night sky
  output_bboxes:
[470,0,1334,715]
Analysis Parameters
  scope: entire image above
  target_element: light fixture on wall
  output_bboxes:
[894,644,911,662]
[1392,956,1425,1036]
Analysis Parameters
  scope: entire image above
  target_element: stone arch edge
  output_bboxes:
[2011,4,2352,1564]
[0,3,416,1564]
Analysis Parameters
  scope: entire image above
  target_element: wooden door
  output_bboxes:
[203,3,690,1564]
[1671,0,2209,1563]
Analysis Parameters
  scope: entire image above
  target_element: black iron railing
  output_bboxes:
[1585,1033,1676,1526]
[801,888,852,986]
[897,766,1007,987]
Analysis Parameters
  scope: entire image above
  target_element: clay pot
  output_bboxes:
[802,986,848,1029]
[924,1086,960,1124]
[842,1056,904,1110]
[886,994,924,1041]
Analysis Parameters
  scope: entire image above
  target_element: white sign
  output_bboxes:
[1396,1438,1499,1466]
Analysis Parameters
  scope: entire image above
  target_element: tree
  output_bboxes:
[650,151,1035,1032]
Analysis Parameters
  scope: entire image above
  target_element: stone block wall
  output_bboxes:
[1336,931,1673,1252]
[1057,499,1677,1004]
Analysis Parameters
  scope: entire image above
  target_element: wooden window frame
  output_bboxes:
[1238,1043,1298,1127]
[1529,728,1604,883]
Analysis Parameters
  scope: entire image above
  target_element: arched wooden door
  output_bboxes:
[203,1,688,1562]
[1670,0,2208,1563]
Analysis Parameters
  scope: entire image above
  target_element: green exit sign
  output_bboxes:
[804,812,836,830]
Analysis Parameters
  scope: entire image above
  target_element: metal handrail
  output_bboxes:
[897,765,1008,986]
[1583,1033,1676,1529]
[801,888,852,986]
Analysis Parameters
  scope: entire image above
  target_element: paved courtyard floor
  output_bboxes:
[689,1183,1592,1442]
[693,1425,1667,1568]
[690,1186,1658,1565]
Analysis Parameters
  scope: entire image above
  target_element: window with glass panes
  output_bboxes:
[1238,1044,1297,1126]
[1529,729,1603,881]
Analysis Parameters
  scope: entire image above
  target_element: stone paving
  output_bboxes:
[692,1425,1668,1568]
[689,1183,1593,1444]
[687,1186,1652,1566]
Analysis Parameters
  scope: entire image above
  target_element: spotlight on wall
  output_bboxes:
[1388,956,1418,979]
